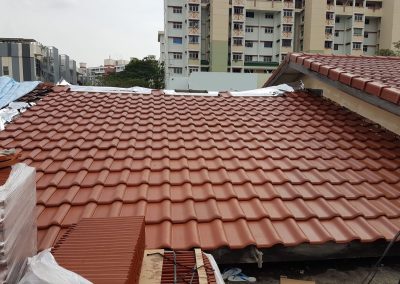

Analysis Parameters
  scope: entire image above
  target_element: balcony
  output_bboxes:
[325,33,333,40]
[326,19,335,26]
[188,59,200,65]
[232,0,245,6]
[244,61,279,67]
[232,29,245,37]
[283,16,294,24]
[245,0,282,11]
[282,31,293,39]
[188,0,200,3]
[232,14,245,21]
[188,11,200,19]
[353,35,364,42]
[281,46,293,53]
[231,45,245,53]
[326,4,334,11]
[231,59,244,67]
[188,43,201,50]
[188,27,201,35]
[283,1,294,8]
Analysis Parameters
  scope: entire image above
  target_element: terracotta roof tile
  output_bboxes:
[281,53,400,106]
[1,91,400,251]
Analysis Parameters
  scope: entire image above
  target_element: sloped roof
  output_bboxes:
[265,53,400,106]
[0,89,400,251]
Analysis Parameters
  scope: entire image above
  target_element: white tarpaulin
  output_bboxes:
[0,77,40,109]
[68,85,153,95]
[164,90,218,96]
[230,84,295,97]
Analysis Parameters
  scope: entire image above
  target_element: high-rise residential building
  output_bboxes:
[0,38,78,84]
[159,0,400,82]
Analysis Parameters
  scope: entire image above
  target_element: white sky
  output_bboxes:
[1,0,164,66]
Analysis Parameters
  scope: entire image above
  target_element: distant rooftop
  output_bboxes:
[0,38,37,44]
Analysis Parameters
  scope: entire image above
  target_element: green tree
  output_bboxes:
[376,49,397,56]
[101,56,165,88]
[376,40,400,56]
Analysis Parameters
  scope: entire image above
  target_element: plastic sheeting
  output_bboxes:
[0,102,32,131]
[0,77,40,109]
[164,90,218,96]
[18,249,92,284]
[0,163,37,283]
[230,83,295,97]
[68,85,153,95]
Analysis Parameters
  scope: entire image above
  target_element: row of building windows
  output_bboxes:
[171,36,200,44]
[171,4,199,14]
[325,41,363,50]
[170,52,199,60]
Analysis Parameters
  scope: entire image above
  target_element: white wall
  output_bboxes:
[167,71,270,91]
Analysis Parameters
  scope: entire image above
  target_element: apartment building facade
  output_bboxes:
[160,0,399,81]
[0,38,78,84]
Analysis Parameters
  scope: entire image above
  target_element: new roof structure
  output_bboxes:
[0,88,400,254]
[265,53,400,106]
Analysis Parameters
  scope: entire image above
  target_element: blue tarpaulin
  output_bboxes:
[0,77,41,109]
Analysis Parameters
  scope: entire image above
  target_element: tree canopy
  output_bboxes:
[376,40,400,56]
[101,56,165,89]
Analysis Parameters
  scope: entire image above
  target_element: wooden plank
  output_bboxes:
[195,248,208,284]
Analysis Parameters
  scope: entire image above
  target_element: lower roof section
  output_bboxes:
[0,90,400,253]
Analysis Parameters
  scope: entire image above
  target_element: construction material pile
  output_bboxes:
[0,150,37,283]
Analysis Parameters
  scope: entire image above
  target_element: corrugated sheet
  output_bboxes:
[0,76,40,109]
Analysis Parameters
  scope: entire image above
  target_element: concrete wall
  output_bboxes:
[380,0,400,49]
[303,0,326,53]
[210,0,229,72]
[301,75,400,136]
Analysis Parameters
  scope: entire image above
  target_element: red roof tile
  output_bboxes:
[0,90,400,251]
[52,216,145,284]
[273,53,400,106]
[0,167,11,186]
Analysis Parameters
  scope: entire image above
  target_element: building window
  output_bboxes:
[189,20,200,28]
[189,36,200,44]
[189,67,199,73]
[364,32,369,38]
[189,4,199,12]
[353,28,363,36]
[283,25,292,33]
[335,31,339,37]
[234,7,244,14]
[265,13,274,19]
[324,41,332,49]
[264,41,273,48]
[326,12,334,20]
[353,42,362,49]
[245,41,253,48]
[354,14,363,21]
[232,53,242,61]
[173,67,183,74]
[335,17,340,23]
[265,27,274,33]
[283,9,292,17]
[363,46,368,52]
[263,56,272,62]
[189,51,199,59]
[246,11,254,18]
[233,22,243,30]
[172,22,182,29]
[334,44,339,50]
[281,54,287,61]
[2,66,9,76]
[325,27,333,34]
[172,52,182,59]
[172,37,182,44]
[232,68,242,73]
[245,26,253,33]
[282,39,292,47]
[233,38,243,46]
[172,7,182,13]
[245,55,253,62]
[365,18,370,25]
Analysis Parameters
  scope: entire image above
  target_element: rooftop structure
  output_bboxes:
[0,85,399,263]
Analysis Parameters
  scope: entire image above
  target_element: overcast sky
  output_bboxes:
[2,0,164,66]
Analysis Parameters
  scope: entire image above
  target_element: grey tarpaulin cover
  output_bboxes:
[0,77,40,109]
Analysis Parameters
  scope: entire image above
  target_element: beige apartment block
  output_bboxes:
[159,0,400,80]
